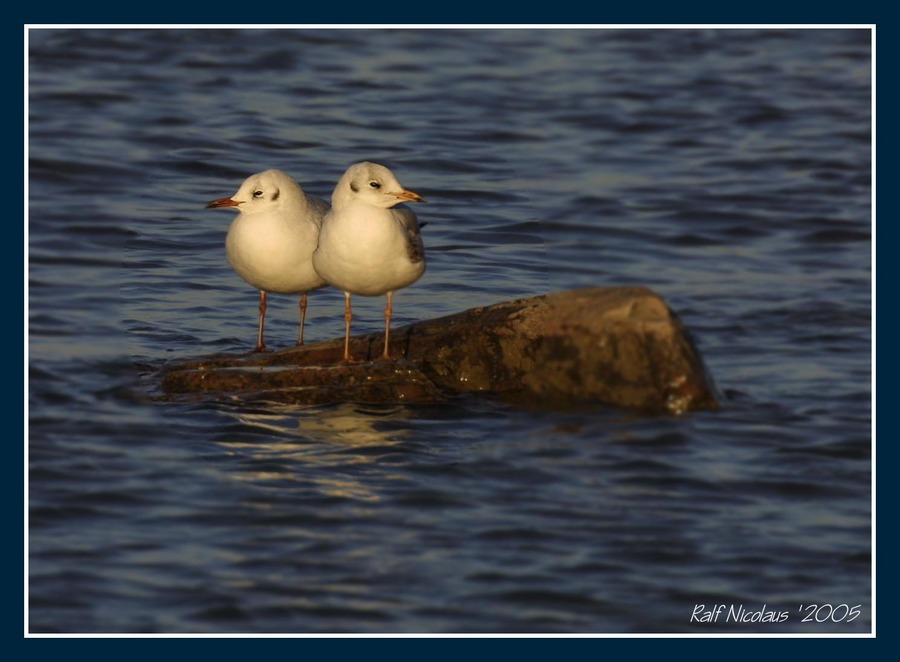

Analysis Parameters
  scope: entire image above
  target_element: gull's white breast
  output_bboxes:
[226,211,325,294]
[314,203,425,296]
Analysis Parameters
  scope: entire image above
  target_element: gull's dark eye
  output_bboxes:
[253,190,264,198]
[368,180,381,190]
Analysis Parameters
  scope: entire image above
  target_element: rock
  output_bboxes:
[157,286,719,414]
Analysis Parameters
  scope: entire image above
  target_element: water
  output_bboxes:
[27,27,872,635]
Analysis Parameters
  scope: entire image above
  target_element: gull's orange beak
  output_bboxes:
[205,197,242,209]
[392,189,426,203]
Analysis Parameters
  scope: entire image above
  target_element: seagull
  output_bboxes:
[205,169,329,352]
[312,162,426,362]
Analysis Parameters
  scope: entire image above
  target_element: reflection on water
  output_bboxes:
[223,402,413,447]
[297,404,411,448]
[217,403,417,502]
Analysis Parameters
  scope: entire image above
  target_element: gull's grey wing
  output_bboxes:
[308,194,331,224]
[394,206,426,264]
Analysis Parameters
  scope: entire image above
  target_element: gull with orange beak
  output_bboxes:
[312,162,427,362]
[205,169,329,352]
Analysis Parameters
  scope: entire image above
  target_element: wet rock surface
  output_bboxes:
[157,286,719,414]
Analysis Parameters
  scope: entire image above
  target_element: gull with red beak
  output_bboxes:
[205,169,329,352]
[312,162,427,362]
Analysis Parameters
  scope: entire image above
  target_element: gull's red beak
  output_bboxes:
[392,189,426,203]
[205,197,241,209]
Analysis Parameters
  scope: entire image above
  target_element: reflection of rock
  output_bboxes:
[158,287,719,414]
